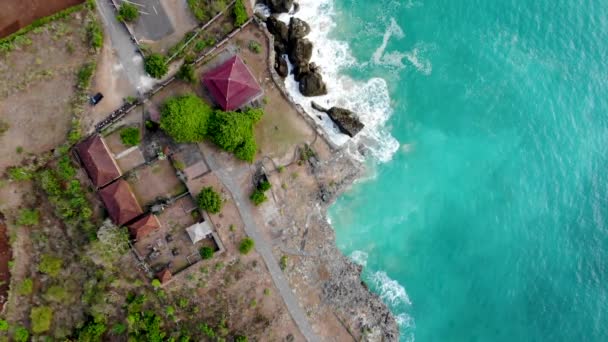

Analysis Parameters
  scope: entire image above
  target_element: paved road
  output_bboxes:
[121,0,174,40]
[202,150,318,342]
[96,0,154,94]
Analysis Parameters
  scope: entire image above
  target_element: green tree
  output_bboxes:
[160,94,212,142]
[207,109,261,162]
[78,316,107,342]
[144,53,168,78]
[235,336,248,342]
[258,180,271,191]
[151,279,161,289]
[17,278,33,296]
[233,0,248,26]
[197,187,222,214]
[120,127,141,146]
[117,3,139,22]
[238,237,254,254]
[13,326,29,342]
[30,306,53,334]
[16,208,39,226]
[0,319,9,331]
[176,63,196,83]
[38,254,63,277]
[199,246,214,260]
[250,189,267,206]
[44,285,68,302]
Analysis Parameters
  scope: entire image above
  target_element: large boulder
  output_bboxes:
[265,0,294,13]
[299,69,327,97]
[293,62,310,81]
[288,38,313,66]
[266,16,289,45]
[289,17,310,41]
[311,102,364,137]
[274,54,289,78]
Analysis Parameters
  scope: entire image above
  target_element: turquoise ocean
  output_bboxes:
[316,0,608,341]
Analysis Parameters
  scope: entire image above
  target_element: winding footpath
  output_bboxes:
[201,148,318,342]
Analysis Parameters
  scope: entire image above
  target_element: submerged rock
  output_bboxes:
[265,0,294,13]
[289,17,311,41]
[311,102,365,137]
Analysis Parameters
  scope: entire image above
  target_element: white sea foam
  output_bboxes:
[350,250,369,267]
[257,0,400,162]
[369,271,412,306]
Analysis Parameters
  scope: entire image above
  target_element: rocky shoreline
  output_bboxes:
[256,0,399,340]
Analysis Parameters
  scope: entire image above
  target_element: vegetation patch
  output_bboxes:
[38,254,63,277]
[176,63,196,83]
[233,0,248,27]
[200,246,214,260]
[249,189,267,206]
[144,53,168,78]
[197,187,223,214]
[77,62,96,90]
[160,94,212,142]
[30,306,53,334]
[238,237,254,255]
[16,208,39,226]
[187,0,227,23]
[117,3,139,22]
[120,127,141,146]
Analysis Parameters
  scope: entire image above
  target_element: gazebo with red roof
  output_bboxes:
[98,179,143,226]
[76,135,121,188]
[202,55,263,111]
[128,213,161,241]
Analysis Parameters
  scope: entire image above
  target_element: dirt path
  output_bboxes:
[0,214,11,312]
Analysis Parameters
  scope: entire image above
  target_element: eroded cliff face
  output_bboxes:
[259,142,399,341]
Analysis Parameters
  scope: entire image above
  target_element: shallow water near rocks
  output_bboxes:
[320,0,608,341]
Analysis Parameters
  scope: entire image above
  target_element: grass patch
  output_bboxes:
[120,127,141,146]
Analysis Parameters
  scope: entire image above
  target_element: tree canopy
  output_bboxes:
[160,94,212,142]
[208,108,263,162]
[144,54,168,79]
[197,187,222,214]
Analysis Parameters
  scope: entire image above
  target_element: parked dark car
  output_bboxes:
[90,92,104,105]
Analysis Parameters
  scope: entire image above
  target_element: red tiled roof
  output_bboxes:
[202,55,263,111]
[76,135,121,188]
[157,269,172,284]
[98,180,143,226]
[128,213,161,240]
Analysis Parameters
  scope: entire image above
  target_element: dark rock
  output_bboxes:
[265,0,294,13]
[273,39,287,55]
[299,70,327,96]
[274,54,288,78]
[311,101,364,137]
[288,17,310,41]
[292,62,310,81]
[293,2,300,13]
[288,37,313,65]
[266,16,289,45]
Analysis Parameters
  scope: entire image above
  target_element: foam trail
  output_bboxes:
[372,18,405,65]
[258,0,400,163]
[350,250,369,267]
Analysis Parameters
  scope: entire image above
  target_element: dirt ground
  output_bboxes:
[0,8,97,174]
[0,0,84,38]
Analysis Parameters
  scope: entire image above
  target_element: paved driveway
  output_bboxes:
[119,0,174,41]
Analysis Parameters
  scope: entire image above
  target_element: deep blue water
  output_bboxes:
[327,0,608,340]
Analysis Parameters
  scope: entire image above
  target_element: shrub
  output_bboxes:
[176,63,196,83]
[30,306,53,334]
[235,335,248,342]
[160,94,212,142]
[17,278,33,295]
[258,180,271,191]
[77,62,96,89]
[44,285,68,302]
[199,323,216,338]
[248,40,261,54]
[207,109,261,162]
[38,254,63,277]
[144,53,168,78]
[233,0,248,27]
[7,167,33,181]
[117,3,139,22]
[112,323,127,335]
[197,187,222,214]
[187,0,207,22]
[280,255,288,270]
[200,246,214,260]
[250,189,267,206]
[16,208,39,226]
[14,326,29,342]
[151,279,161,289]
[86,21,103,49]
[120,127,141,146]
[238,237,254,254]
[78,318,107,341]
[0,320,7,331]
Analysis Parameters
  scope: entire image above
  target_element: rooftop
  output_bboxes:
[75,135,121,188]
[98,179,143,226]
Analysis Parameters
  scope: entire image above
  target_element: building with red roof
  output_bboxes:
[75,135,121,188]
[128,213,161,240]
[156,268,172,284]
[202,55,263,111]
[98,179,143,226]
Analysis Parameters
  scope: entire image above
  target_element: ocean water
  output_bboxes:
[286,0,608,341]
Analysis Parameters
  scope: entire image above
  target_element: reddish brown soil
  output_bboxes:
[0,0,84,38]
[0,214,11,312]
